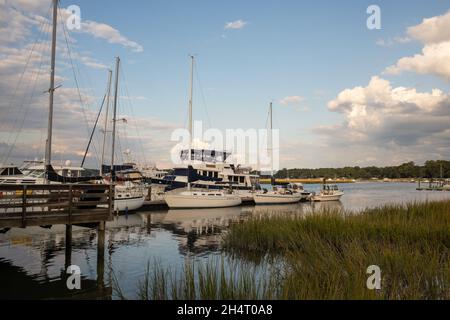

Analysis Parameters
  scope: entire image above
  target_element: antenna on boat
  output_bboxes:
[44,0,59,183]
[187,55,195,190]
[100,69,113,175]
[188,55,195,159]
[111,57,120,182]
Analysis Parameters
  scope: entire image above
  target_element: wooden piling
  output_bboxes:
[97,221,105,289]
[65,224,72,269]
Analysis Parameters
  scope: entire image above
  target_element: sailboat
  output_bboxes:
[254,103,302,205]
[163,56,242,209]
[41,1,144,211]
[100,58,145,212]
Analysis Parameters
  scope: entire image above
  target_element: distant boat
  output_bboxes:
[311,184,344,202]
[286,182,312,201]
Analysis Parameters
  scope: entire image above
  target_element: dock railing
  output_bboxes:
[0,184,113,228]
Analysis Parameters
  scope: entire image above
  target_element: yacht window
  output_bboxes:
[214,172,218,178]
[239,176,245,183]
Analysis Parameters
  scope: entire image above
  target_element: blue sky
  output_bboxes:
[1,0,450,169]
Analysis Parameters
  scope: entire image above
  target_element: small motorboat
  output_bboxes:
[311,184,344,202]
[286,183,312,201]
[164,187,242,209]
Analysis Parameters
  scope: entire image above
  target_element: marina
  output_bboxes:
[0,0,449,303]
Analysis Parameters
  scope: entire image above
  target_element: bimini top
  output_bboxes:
[180,149,231,163]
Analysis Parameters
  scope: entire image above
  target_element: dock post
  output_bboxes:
[146,214,151,234]
[97,221,106,291]
[65,224,72,270]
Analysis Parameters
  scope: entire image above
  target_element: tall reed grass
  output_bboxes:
[224,201,450,299]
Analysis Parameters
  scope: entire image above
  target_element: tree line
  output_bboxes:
[272,160,450,180]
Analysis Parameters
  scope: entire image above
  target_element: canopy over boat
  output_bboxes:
[180,149,231,163]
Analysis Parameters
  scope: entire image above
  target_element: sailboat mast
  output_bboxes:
[269,102,273,178]
[44,0,58,180]
[111,57,120,182]
[188,55,194,158]
[100,69,113,175]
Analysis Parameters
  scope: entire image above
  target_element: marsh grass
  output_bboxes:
[113,256,283,300]
[224,201,450,299]
[115,201,450,300]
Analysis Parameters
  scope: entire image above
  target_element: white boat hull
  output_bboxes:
[311,192,344,202]
[164,192,242,209]
[254,193,302,204]
[114,196,145,211]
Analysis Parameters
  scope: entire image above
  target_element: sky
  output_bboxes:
[1,0,450,169]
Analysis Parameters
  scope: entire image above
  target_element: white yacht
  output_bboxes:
[114,182,146,211]
[101,168,146,212]
[164,187,242,209]
[254,185,302,204]
[151,150,261,194]
[140,165,168,181]
[0,161,86,185]
[311,184,344,202]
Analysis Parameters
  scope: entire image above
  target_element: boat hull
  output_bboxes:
[254,193,302,204]
[311,192,344,202]
[164,193,242,209]
[114,196,145,211]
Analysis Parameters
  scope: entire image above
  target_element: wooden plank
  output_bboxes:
[0,184,110,192]
[0,183,113,228]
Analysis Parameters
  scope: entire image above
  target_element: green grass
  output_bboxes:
[223,201,450,299]
[116,201,450,300]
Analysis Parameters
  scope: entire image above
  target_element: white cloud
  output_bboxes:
[385,10,450,80]
[407,10,450,44]
[385,41,450,80]
[224,19,247,30]
[376,36,411,47]
[78,20,144,53]
[0,1,169,168]
[322,76,450,147]
[279,96,304,106]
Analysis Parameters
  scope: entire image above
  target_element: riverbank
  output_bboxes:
[259,178,450,184]
[127,200,450,300]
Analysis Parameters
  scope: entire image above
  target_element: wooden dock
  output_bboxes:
[0,184,113,228]
[0,183,113,299]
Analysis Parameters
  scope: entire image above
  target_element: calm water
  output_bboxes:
[1,182,449,299]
